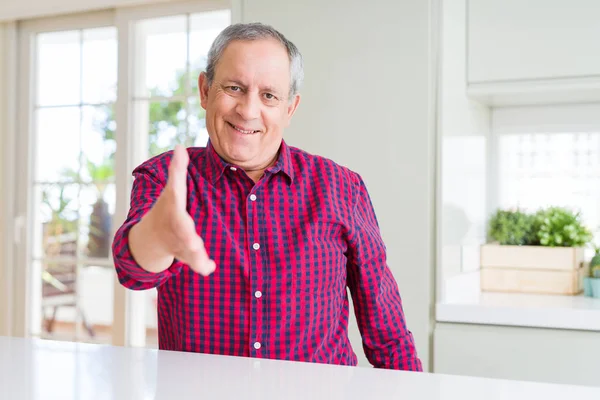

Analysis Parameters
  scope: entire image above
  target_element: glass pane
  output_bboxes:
[188,97,209,147]
[82,27,118,104]
[35,107,81,183]
[40,262,113,344]
[79,184,115,259]
[134,100,187,157]
[81,105,116,184]
[189,10,231,95]
[78,263,115,344]
[37,31,81,106]
[40,260,79,340]
[33,184,79,259]
[135,15,187,98]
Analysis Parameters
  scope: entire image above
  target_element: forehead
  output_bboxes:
[215,39,291,89]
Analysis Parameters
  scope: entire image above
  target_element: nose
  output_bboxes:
[235,92,261,120]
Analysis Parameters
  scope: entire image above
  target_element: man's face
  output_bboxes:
[199,39,300,171]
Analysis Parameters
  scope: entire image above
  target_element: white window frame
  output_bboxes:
[0,22,19,337]
[14,9,119,341]
[7,0,241,346]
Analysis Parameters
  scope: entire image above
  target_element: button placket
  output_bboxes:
[247,186,264,357]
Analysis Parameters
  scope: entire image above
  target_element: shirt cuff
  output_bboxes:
[112,218,181,289]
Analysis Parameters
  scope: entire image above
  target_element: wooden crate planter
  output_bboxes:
[480,244,587,295]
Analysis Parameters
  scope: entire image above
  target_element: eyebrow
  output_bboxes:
[225,80,247,88]
[224,80,282,96]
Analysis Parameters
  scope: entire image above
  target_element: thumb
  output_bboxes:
[167,145,189,208]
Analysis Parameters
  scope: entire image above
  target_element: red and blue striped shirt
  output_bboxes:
[112,140,422,371]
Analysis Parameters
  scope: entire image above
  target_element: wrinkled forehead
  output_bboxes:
[214,39,291,92]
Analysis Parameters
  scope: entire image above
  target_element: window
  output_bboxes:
[28,25,118,342]
[132,10,231,158]
[13,1,234,347]
[492,104,600,252]
[498,132,600,240]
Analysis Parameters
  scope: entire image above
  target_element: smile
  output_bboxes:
[228,122,260,135]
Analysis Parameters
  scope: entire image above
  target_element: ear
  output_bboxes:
[284,94,301,127]
[199,72,210,110]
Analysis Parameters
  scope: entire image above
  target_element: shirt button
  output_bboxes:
[230,166,237,171]
[253,342,261,350]
[252,243,260,250]
[254,290,262,298]
[249,194,257,201]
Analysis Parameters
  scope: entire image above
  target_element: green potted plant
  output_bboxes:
[583,246,600,298]
[533,206,593,248]
[487,208,536,246]
[481,206,593,295]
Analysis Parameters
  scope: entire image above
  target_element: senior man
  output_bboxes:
[112,22,422,371]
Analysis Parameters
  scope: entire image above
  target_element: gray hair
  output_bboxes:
[205,22,304,100]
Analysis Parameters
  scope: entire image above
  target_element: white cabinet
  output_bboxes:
[434,322,600,387]
[466,0,600,106]
[468,0,600,83]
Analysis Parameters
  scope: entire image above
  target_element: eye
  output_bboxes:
[229,86,241,92]
[263,93,277,101]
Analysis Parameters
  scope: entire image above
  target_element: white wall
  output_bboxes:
[242,0,437,369]
[493,103,600,134]
[439,0,490,291]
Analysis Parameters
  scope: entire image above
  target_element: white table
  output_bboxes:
[1,336,598,399]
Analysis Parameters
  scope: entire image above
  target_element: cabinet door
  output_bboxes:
[434,322,600,387]
[468,0,600,83]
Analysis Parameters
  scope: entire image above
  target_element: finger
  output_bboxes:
[176,252,215,275]
[167,145,189,208]
[180,247,215,276]
[179,234,215,276]
[190,257,216,277]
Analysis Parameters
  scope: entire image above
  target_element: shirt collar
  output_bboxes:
[205,139,294,185]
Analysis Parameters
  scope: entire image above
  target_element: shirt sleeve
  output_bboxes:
[112,164,183,290]
[346,173,423,371]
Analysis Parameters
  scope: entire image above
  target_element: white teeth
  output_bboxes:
[230,123,257,134]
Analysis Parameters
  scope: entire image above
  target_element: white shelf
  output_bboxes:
[436,272,600,331]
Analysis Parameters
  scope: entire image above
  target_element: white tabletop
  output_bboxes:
[0,336,598,400]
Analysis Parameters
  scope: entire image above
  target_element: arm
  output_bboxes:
[346,174,423,371]
[112,165,183,290]
[112,146,215,290]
